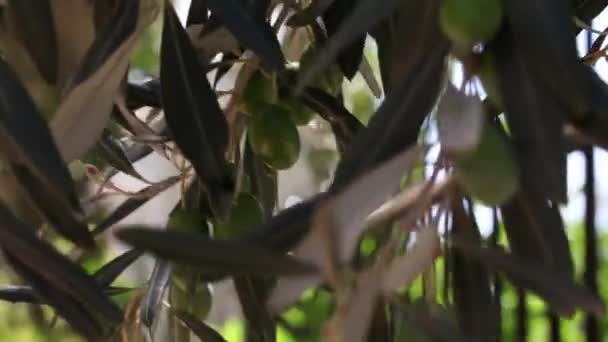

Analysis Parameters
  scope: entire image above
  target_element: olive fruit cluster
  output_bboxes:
[241,46,343,171]
[440,0,504,49]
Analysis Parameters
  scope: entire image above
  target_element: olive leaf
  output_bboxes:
[50,0,157,162]
[160,2,233,199]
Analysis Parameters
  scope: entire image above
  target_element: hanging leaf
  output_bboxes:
[330,43,447,192]
[174,310,227,342]
[51,0,96,88]
[493,27,568,203]
[116,228,317,277]
[6,0,57,84]
[160,3,233,198]
[50,0,156,162]
[295,0,403,92]
[453,242,605,318]
[4,252,106,339]
[322,0,366,79]
[0,58,91,246]
[92,175,180,236]
[450,196,499,341]
[503,0,592,119]
[287,0,335,27]
[300,87,364,155]
[0,205,122,325]
[94,249,143,287]
[205,0,285,70]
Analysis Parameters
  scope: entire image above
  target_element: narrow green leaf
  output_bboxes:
[116,228,317,276]
[206,0,285,69]
[161,3,233,196]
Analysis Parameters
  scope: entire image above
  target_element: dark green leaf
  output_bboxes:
[451,196,498,341]
[71,0,139,86]
[141,259,172,327]
[0,58,92,246]
[287,0,334,27]
[233,276,276,342]
[92,176,179,235]
[205,0,285,70]
[296,0,402,92]
[330,39,447,192]
[161,3,233,197]
[4,253,105,339]
[0,285,133,304]
[11,165,92,247]
[300,87,363,155]
[322,0,365,79]
[94,249,143,287]
[116,228,317,276]
[98,129,146,181]
[174,310,227,342]
[0,205,122,323]
[504,0,591,119]
[492,27,568,202]
[6,0,57,83]
[453,242,605,318]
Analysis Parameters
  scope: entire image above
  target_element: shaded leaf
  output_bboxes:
[501,188,574,279]
[493,27,568,203]
[92,175,179,235]
[233,276,276,342]
[174,310,227,342]
[96,129,146,181]
[0,58,91,245]
[94,249,143,287]
[50,0,155,161]
[11,165,93,247]
[141,259,172,327]
[300,87,363,155]
[0,205,121,323]
[296,0,403,92]
[206,0,285,69]
[126,78,161,109]
[161,3,233,197]
[0,285,133,304]
[6,0,57,83]
[70,0,139,86]
[287,0,335,27]
[330,41,447,192]
[116,228,317,276]
[4,252,105,339]
[321,0,365,79]
[453,242,605,318]
[51,0,96,88]
[504,0,592,118]
[450,196,498,341]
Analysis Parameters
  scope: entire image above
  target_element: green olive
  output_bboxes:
[440,0,503,48]
[168,208,208,234]
[214,192,264,239]
[454,123,518,205]
[280,96,315,126]
[299,46,343,96]
[242,70,278,113]
[248,104,301,170]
